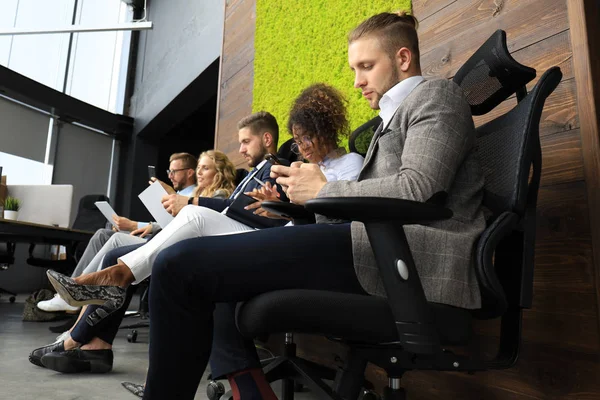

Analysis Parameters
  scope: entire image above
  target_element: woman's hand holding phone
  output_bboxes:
[244,182,289,220]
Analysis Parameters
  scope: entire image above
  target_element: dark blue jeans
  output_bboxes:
[143,223,365,400]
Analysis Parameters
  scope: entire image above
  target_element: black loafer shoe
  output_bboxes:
[41,348,113,373]
[29,341,65,368]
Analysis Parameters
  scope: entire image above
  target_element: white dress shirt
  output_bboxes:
[379,75,425,129]
[318,148,364,182]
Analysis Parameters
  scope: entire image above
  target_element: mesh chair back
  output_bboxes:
[473,68,562,318]
[71,194,110,231]
[453,30,536,115]
[277,138,303,163]
[349,116,382,157]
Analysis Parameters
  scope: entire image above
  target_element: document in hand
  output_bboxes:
[95,201,125,231]
[138,181,174,229]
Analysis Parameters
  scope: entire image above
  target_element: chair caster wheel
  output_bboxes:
[127,330,138,343]
[9,296,15,303]
[206,380,225,400]
[360,389,381,400]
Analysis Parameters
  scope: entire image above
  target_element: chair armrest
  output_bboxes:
[304,197,452,224]
[261,201,315,225]
[306,196,453,355]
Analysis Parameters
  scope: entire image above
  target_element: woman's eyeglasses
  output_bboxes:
[291,135,313,155]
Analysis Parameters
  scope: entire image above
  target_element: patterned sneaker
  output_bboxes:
[121,382,144,398]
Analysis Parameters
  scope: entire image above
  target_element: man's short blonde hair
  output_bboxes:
[169,152,198,170]
[349,11,420,68]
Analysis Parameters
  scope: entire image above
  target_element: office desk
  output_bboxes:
[0,219,94,245]
[0,219,94,270]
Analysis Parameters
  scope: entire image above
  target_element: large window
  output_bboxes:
[0,0,131,203]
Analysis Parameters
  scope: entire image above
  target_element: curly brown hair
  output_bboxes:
[287,83,349,150]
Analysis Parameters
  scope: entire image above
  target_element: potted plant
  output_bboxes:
[3,196,21,220]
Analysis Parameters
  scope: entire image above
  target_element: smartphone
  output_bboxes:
[241,193,259,205]
[265,153,282,165]
[148,165,156,180]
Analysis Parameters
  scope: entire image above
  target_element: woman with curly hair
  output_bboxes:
[246,83,364,218]
[288,83,364,180]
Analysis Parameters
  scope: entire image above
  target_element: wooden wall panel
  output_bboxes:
[215,0,600,397]
[215,0,256,168]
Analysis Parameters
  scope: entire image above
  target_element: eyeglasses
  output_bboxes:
[166,168,192,176]
[291,135,314,155]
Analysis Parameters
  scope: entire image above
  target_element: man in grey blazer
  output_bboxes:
[91,11,487,399]
[276,13,486,310]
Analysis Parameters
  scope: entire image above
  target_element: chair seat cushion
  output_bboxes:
[235,290,472,346]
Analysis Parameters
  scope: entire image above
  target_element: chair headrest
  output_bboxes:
[453,30,536,115]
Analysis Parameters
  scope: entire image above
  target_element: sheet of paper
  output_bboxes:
[138,181,174,229]
[94,201,122,230]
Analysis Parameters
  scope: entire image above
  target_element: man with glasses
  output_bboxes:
[154,152,197,198]
[36,152,197,315]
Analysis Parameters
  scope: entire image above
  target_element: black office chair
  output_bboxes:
[26,194,109,276]
[233,30,561,400]
[0,243,17,302]
[349,116,381,157]
[277,138,304,164]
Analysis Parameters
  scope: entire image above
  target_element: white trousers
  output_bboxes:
[119,205,254,284]
[79,232,146,276]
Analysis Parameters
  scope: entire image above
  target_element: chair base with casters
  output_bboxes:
[119,278,150,343]
[206,333,340,400]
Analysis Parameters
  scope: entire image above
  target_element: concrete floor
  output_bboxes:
[0,294,319,400]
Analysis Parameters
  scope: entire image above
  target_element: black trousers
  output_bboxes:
[143,223,366,400]
[68,246,263,378]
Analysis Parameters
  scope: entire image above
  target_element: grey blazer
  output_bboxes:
[318,79,486,309]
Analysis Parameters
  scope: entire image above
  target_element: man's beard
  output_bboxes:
[248,152,265,168]
[172,181,183,191]
[373,64,401,109]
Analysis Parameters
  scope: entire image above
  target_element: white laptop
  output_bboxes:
[6,184,73,227]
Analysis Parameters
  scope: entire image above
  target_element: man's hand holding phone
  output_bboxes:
[270,162,327,205]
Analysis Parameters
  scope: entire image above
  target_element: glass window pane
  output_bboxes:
[66,0,132,112]
[7,0,75,90]
[0,0,18,66]
[0,96,51,162]
[0,152,51,185]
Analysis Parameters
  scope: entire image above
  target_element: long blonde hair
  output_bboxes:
[192,150,237,198]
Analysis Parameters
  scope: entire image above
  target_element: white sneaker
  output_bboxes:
[37,294,81,312]
[54,330,71,344]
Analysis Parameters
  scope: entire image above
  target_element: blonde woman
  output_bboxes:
[192,149,237,200]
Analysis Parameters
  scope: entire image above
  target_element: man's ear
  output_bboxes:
[396,47,412,73]
[262,131,274,148]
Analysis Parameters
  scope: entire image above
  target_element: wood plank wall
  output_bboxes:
[215,0,600,398]
[215,0,256,168]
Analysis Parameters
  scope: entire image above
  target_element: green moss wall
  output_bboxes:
[253,0,412,146]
